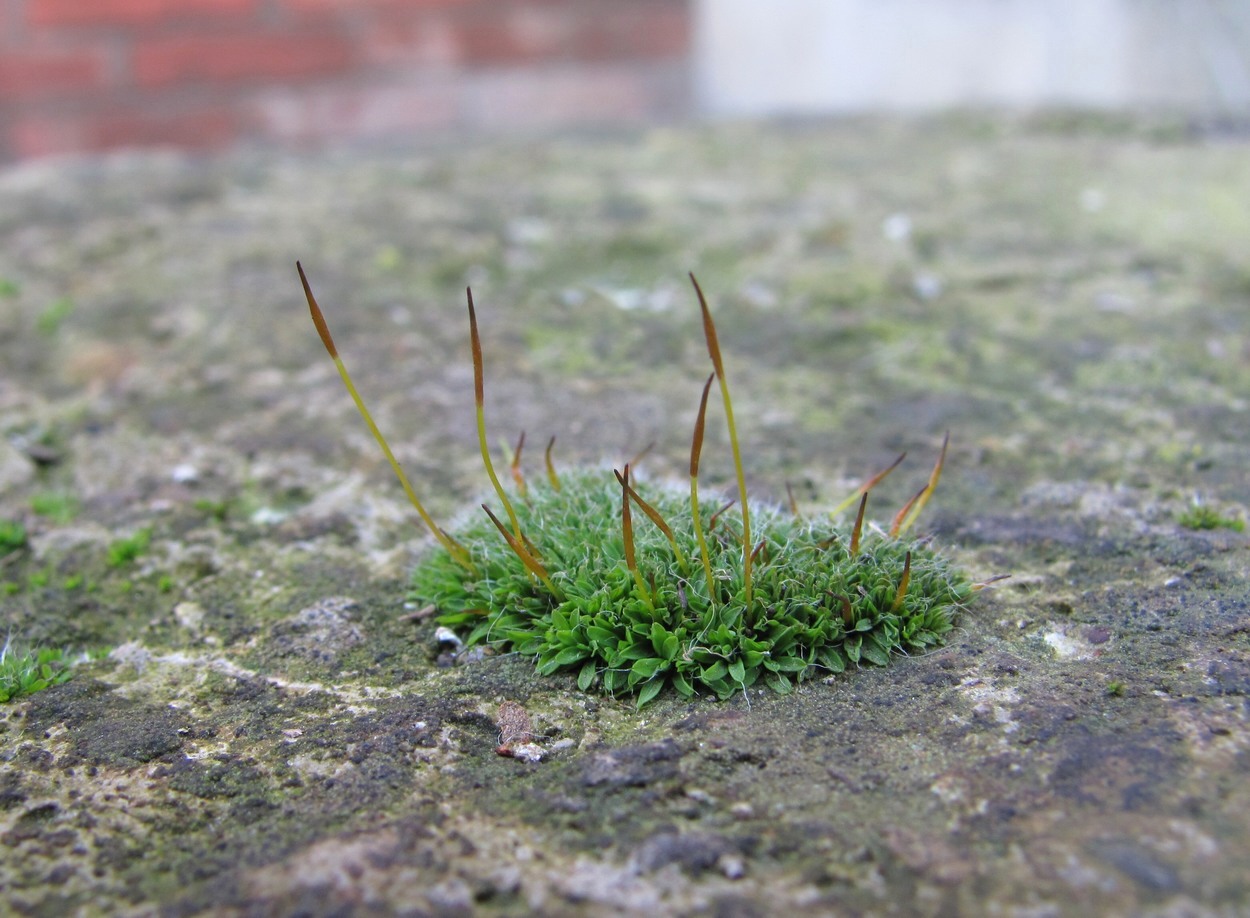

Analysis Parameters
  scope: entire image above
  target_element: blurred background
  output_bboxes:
[2,0,1249,162]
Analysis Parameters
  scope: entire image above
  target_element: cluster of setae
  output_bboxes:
[298,265,980,706]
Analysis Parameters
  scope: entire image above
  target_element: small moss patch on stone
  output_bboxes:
[300,266,972,707]
[1177,503,1244,532]
[417,469,969,706]
[0,641,73,703]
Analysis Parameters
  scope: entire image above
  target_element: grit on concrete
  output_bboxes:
[1,114,1248,916]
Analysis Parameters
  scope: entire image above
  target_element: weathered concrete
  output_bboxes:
[1,114,1247,915]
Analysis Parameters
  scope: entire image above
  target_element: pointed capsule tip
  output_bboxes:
[850,493,868,556]
[297,261,338,358]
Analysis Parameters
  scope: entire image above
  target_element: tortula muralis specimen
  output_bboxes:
[298,264,987,707]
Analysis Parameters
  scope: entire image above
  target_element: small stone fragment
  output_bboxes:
[718,853,746,879]
[434,626,463,651]
[502,742,544,763]
[0,440,34,491]
[170,463,198,484]
[173,601,204,631]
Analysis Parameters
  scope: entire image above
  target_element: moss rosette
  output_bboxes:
[299,263,970,707]
[415,470,970,706]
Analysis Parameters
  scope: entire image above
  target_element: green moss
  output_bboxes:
[0,519,26,556]
[299,262,971,709]
[193,499,232,522]
[0,641,74,703]
[107,528,152,567]
[35,296,75,336]
[1178,504,1245,532]
[31,491,80,524]
[415,470,969,707]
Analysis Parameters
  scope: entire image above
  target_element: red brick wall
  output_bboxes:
[0,0,691,161]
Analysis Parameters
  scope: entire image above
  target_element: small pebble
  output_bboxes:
[504,742,544,763]
[434,626,463,651]
[729,801,755,819]
[718,853,746,879]
[170,463,198,484]
[882,212,912,242]
[912,271,943,301]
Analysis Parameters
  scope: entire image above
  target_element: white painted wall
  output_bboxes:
[694,0,1250,115]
